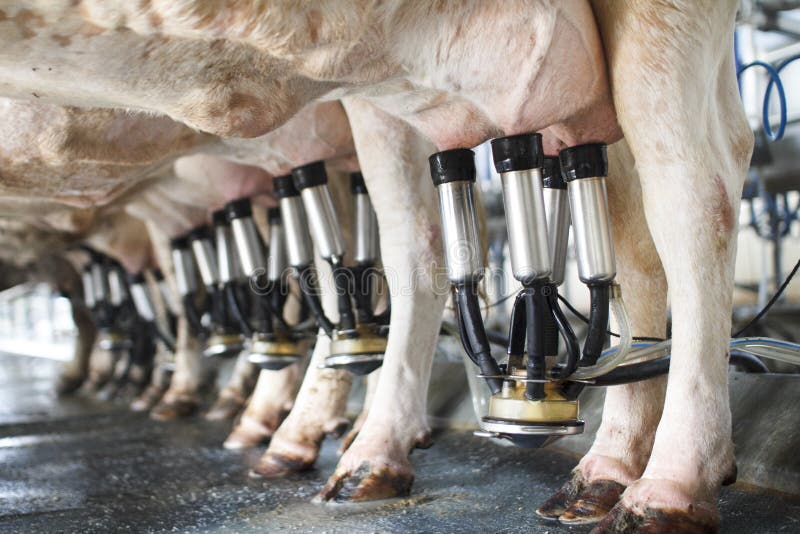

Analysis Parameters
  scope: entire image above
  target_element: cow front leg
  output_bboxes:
[590,3,751,531]
[316,98,443,503]
[539,141,667,525]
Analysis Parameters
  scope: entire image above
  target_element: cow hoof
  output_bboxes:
[149,396,198,421]
[249,452,314,478]
[224,416,275,450]
[315,460,414,503]
[536,471,586,520]
[56,374,85,396]
[558,479,626,525]
[130,384,166,412]
[205,393,245,422]
[590,502,718,533]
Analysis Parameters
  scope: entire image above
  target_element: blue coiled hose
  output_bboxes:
[736,45,800,142]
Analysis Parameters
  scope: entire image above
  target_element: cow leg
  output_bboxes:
[338,369,380,454]
[250,255,353,476]
[57,298,97,396]
[224,365,300,449]
[590,3,751,531]
[205,351,259,421]
[131,344,172,411]
[316,99,442,503]
[538,141,668,524]
[97,349,129,400]
[146,223,208,420]
[250,340,352,476]
[83,345,117,393]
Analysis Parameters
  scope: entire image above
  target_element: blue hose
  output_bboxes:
[737,60,787,141]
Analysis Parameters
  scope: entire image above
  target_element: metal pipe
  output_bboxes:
[189,226,220,288]
[82,267,96,308]
[431,149,484,284]
[225,198,267,278]
[91,262,108,303]
[561,144,616,284]
[542,156,570,286]
[275,175,314,268]
[108,266,129,306]
[490,134,551,284]
[170,236,198,298]
[129,275,155,322]
[292,161,345,263]
[214,210,240,284]
[351,172,379,265]
[266,208,287,283]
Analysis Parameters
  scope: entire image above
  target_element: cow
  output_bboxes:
[0,94,380,455]
[0,228,95,396]
[0,1,751,529]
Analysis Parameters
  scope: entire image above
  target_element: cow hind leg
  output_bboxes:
[590,3,752,531]
[249,336,353,476]
[538,140,668,525]
[150,318,206,421]
[338,369,380,455]
[206,351,259,421]
[224,365,300,450]
[315,99,443,503]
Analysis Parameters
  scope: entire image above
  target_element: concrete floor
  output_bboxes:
[1,353,799,533]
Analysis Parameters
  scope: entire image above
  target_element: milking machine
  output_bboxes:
[192,216,247,358]
[278,163,387,375]
[128,271,177,353]
[170,225,246,359]
[429,135,639,447]
[82,252,133,353]
[128,269,178,387]
[432,132,800,448]
[224,197,305,370]
[79,250,157,391]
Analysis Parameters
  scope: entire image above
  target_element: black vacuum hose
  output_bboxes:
[153,323,177,353]
[297,264,335,337]
[454,282,503,395]
[224,282,254,337]
[506,292,527,360]
[588,351,769,386]
[580,284,610,366]
[182,293,207,338]
[332,265,357,334]
[547,290,581,379]
[351,264,376,324]
[524,288,547,400]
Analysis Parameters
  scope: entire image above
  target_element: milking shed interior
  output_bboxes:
[1,1,800,533]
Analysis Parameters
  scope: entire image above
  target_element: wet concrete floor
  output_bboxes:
[1,352,799,533]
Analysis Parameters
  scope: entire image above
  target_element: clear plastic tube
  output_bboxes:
[597,337,800,368]
[567,292,633,380]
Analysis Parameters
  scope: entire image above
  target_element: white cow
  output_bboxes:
[0,1,751,530]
